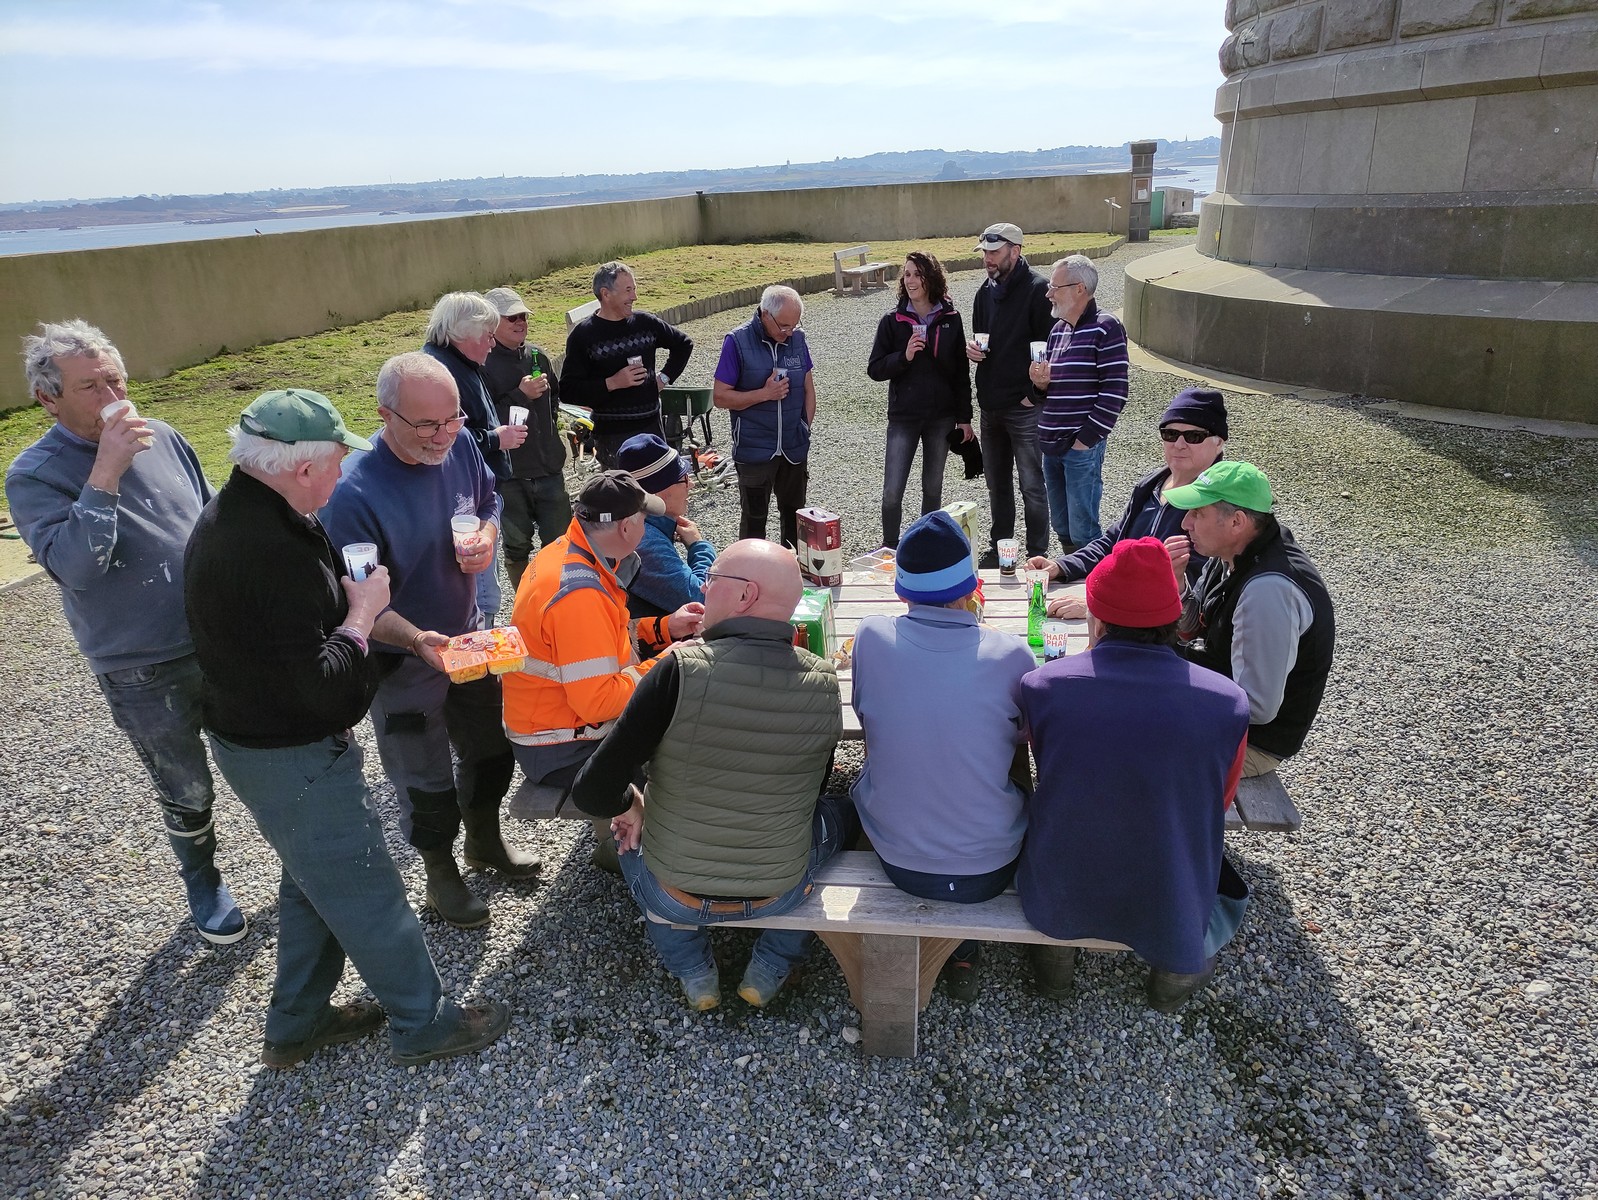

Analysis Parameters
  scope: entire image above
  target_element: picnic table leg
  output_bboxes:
[817,931,922,1057]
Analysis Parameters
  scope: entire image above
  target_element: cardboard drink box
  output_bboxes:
[941,501,982,570]
[790,587,836,659]
[797,506,843,586]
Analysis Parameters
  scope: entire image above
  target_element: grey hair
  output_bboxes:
[1210,499,1273,530]
[576,513,642,543]
[423,292,499,346]
[592,261,634,300]
[376,351,456,413]
[1055,254,1099,295]
[759,285,803,319]
[22,319,126,399]
[227,427,342,474]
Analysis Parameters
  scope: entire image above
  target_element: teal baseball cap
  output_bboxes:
[1163,460,1274,513]
[239,389,372,451]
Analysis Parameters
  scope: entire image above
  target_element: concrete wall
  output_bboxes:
[0,172,1128,412]
[1127,1,1598,420]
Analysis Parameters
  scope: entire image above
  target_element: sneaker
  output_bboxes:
[391,1000,512,1066]
[1029,944,1078,999]
[680,967,721,1012]
[262,1001,386,1069]
[941,950,982,1003]
[736,958,789,1008]
[977,547,1001,571]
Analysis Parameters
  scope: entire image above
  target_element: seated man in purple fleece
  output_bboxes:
[1018,537,1250,1014]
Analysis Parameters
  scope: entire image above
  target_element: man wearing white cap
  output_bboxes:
[965,223,1054,566]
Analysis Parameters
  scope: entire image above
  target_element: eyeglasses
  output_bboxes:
[705,571,753,589]
[1045,280,1084,294]
[1160,428,1214,445]
[386,407,468,437]
[503,313,527,323]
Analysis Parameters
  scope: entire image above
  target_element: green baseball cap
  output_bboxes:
[239,389,372,452]
[1163,460,1274,512]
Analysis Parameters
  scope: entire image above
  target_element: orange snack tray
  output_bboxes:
[438,626,529,684]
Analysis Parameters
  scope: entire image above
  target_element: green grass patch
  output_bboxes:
[1,233,1112,492]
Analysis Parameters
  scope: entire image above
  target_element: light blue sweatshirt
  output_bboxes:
[849,605,1036,875]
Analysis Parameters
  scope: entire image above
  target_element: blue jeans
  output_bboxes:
[474,541,504,626]
[96,653,216,826]
[1042,439,1107,550]
[209,734,458,1053]
[979,405,1049,556]
[881,417,955,548]
[880,856,1018,961]
[618,793,858,981]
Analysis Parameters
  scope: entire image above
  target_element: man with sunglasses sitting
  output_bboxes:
[1026,388,1228,620]
[321,352,538,930]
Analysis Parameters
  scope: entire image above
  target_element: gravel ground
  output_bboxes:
[3,241,1597,1198]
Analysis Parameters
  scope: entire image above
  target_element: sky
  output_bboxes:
[0,0,1228,205]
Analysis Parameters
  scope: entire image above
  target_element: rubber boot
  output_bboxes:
[461,793,541,880]
[590,818,622,876]
[1146,958,1215,1014]
[418,847,490,929]
[165,810,247,945]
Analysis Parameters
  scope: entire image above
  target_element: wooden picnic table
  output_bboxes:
[826,566,1086,740]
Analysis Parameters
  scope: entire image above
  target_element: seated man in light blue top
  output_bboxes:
[615,433,716,655]
[848,510,1036,1003]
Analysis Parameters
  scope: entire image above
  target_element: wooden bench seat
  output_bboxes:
[833,245,892,297]
[652,851,1130,1057]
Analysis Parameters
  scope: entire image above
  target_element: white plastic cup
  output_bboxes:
[1042,620,1069,661]
[508,405,529,426]
[773,367,789,383]
[100,399,135,422]
[450,515,480,558]
[342,542,378,582]
[974,332,991,351]
[996,538,1020,575]
[911,324,927,341]
[627,355,643,367]
[1030,341,1048,363]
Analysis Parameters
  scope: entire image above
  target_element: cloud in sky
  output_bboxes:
[0,0,1228,203]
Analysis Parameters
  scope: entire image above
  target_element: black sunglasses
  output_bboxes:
[1160,428,1214,445]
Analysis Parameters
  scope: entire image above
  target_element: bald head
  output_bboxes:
[705,539,804,628]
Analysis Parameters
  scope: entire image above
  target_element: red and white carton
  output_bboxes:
[797,506,843,587]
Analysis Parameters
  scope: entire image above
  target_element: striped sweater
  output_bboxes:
[1037,299,1129,455]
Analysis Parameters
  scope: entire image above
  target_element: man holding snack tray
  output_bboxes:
[320,352,538,931]
[184,387,510,1067]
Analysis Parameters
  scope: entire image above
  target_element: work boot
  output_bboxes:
[164,810,247,945]
[461,798,541,880]
[391,1000,512,1066]
[941,942,982,1003]
[1146,958,1216,1014]
[418,847,489,929]
[262,1002,386,1069]
[1028,944,1078,999]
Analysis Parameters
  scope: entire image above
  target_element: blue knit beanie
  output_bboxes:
[1159,387,1228,440]
[895,511,978,604]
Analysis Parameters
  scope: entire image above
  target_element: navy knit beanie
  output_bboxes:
[895,511,978,605]
[1159,388,1228,440]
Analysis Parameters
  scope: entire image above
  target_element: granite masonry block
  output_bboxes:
[1422,31,1549,98]
[1399,0,1501,37]
[1273,5,1327,58]
[1325,0,1399,49]
[1505,0,1598,18]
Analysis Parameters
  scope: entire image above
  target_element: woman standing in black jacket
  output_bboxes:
[866,252,975,548]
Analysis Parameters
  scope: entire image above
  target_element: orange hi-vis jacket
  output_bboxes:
[503,519,670,744]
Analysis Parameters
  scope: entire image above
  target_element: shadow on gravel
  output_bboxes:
[0,917,269,1193]
[1207,851,1451,1197]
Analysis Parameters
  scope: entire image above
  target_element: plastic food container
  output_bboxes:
[438,626,529,684]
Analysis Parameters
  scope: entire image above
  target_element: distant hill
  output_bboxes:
[0,140,1220,231]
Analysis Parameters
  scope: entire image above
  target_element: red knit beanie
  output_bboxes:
[1085,537,1181,627]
